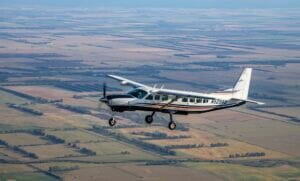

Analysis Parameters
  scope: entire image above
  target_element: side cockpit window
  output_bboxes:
[128,89,148,99]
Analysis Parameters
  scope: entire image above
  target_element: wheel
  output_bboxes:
[145,115,153,124]
[108,117,116,127]
[168,121,176,130]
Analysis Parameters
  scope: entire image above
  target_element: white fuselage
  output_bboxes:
[107,88,244,114]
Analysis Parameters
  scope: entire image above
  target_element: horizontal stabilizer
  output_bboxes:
[245,99,265,105]
[232,98,265,105]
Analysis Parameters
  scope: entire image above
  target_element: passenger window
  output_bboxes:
[182,97,188,102]
[146,95,153,100]
[189,98,195,103]
[162,95,168,101]
[196,98,202,103]
[154,95,160,101]
[203,99,208,103]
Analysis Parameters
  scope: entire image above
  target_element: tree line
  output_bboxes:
[67,143,96,156]
[132,131,191,140]
[7,103,43,116]
[0,87,62,104]
[229,152,266,158]
[55,103,91,114]
[0,139,38,159]
[165,143,229,149]
[92,126,176,156]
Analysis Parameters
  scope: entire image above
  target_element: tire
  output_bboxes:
[145,115,153,124]
[168,121,176,130]
[109,117,116,127]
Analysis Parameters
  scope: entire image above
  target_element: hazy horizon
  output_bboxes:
[1,0,300,9]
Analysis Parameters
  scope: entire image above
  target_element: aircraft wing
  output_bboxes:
[108,74,216,98]
[107,74,151,89]
[243,99,265,105]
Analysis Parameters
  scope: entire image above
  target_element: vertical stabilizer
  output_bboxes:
[233,68,252,100]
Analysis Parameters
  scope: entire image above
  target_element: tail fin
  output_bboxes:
[232,68,252,100]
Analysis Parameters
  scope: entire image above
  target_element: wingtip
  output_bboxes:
[107,74,115,78]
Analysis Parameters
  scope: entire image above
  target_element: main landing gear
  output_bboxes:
[145,112,155,124]
[108,111,177,130]
[144,112,177,130]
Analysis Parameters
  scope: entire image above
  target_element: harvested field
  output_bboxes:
[0,133,48,146]
[22,144,82,159]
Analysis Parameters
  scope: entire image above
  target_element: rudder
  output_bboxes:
[233,68,252,100]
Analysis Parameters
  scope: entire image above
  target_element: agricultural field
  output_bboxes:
[0,7,299,181]
[0,133,48,146]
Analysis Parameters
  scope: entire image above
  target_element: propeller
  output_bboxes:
[100,82,108,103]
[103,82,107,98]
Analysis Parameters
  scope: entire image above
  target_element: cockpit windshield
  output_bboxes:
[128,89,148,99]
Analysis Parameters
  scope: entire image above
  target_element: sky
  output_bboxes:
[1,0,300,9]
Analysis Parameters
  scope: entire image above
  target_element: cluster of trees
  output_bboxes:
[229,152,266,158]
[121,151,130,155]
[0,87,62,103]
[165,144,205,149]
[8,103,43,116]
[44,135,65,144]
[67,143,96,156]
[132,131,191,140]
[165,142,229,149]
[29,129,46,136]
[55,103,91,114]
[73,93,101,99]
[48,166,79,172]
[210,143,229,147]
[145,159,180,166]
[104,125,140,129]
[92,126,175,156]
[0,139,8,146]
[78,147,96,156]
[132,131,168,138]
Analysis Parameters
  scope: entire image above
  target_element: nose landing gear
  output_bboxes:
[108,117,116,127]
[168,113,176,130]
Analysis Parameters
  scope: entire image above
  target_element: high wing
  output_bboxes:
[108,74,217,99]
[107,74,151,89]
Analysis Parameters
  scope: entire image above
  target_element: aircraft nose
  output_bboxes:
[99,97,108,103]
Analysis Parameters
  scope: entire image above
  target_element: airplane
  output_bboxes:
[100,68,264,130]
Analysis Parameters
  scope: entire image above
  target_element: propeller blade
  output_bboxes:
[103,82,107,98]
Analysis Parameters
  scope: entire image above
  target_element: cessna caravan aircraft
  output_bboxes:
[100,68,264,130]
